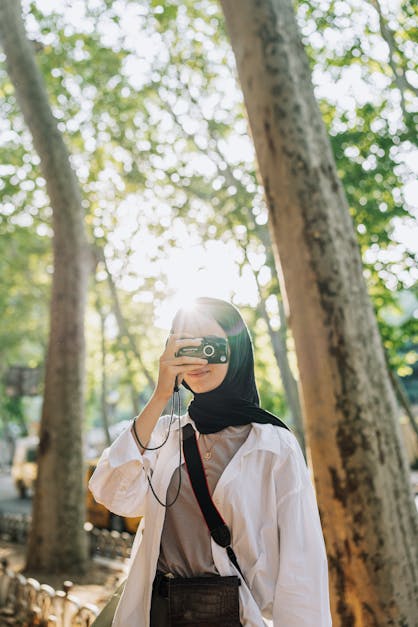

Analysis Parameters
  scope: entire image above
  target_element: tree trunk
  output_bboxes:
[100,250,156,390]
[220,0,418,624]
[258,289,306,453]
[0,0,89,572]
[248,254,306,452]
[96,297,112,447]
[250,226,306,451]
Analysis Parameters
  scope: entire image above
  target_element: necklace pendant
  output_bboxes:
[204,451,212,461]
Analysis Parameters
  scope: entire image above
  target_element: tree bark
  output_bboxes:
[220,0,418,624]
[96,296,112,448]
[0,0,89,572]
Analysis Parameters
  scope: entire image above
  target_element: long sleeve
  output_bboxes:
[88,416,169,518]
[272,443,332,626]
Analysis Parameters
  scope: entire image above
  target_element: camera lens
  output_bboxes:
[203,344,215,357]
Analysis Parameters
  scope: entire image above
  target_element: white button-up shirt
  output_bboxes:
[89,413,332,626]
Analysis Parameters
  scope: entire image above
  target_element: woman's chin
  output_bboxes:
[184,366,227,395]
[187,383,210,394]
[184,379,219,394]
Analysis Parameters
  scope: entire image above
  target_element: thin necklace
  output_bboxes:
[200,432,220,461]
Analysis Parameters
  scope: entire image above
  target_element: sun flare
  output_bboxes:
[154,241,258,329]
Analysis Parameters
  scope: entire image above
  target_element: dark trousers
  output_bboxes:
[150,584,169,626]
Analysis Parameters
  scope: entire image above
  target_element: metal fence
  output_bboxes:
[85,523,134,561]
[0,513,29,545]
[0,558,99,626]
[0,514,134,560]
[0,515,137,626]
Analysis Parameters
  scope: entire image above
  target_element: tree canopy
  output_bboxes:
[1,0,417,433]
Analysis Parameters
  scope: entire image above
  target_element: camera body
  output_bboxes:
[175,335,229,363]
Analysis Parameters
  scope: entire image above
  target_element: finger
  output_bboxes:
[174,338,203,347]
[165,333,199,350]
[167,332,197,341]
[172,364,209,374]
[165,356,208,366]
[163,338,203,358]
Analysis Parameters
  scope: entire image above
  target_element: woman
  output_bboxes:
[89,297,332,626]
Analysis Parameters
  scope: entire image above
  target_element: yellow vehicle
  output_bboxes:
[85,460,142,534]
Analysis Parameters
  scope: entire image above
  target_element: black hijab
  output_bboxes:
[172,297,289,434]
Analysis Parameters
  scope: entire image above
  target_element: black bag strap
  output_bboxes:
[182,423,244,578]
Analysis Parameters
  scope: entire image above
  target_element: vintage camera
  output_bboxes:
[175,336,229,363]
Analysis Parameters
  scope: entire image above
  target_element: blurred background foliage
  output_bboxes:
[0,0,417,437]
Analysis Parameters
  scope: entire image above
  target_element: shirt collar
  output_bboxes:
[173,412,290,456]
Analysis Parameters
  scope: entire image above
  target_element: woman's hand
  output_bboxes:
[154,333,208,402]
[132,334,208,452]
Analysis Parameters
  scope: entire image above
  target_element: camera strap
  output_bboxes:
[182,423,244,579]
